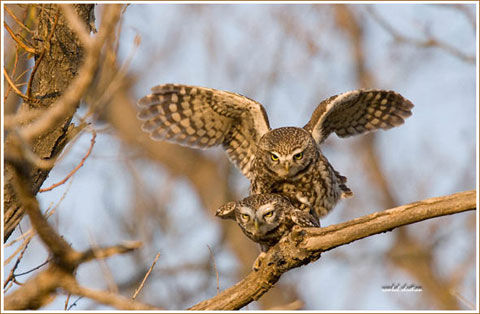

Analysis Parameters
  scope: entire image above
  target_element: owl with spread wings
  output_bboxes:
[137,84,413,220]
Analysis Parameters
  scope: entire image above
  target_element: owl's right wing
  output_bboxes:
[137,84,271,179]
[303,89,414,144]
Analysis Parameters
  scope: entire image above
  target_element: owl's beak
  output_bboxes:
[284,162,290,173]
[254,219,260,231]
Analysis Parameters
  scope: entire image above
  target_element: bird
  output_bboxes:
[137,84,413,220]
[216,193,319,252]
[216,193,319,270]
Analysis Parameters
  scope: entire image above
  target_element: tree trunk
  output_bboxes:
[4,4,95,240]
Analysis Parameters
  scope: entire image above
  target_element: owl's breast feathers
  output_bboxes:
[251,153,352,218]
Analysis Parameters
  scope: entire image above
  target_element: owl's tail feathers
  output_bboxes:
[333,169,354,198]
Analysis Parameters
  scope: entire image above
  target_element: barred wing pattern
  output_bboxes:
[304,90,414,144]
[137,84,271,179]
[290,209,320,228]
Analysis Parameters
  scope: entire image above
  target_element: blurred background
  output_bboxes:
[3,3,477,310]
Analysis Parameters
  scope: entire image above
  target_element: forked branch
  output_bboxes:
[190,190,476,310]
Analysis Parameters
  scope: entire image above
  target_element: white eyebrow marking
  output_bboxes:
[257,203,275,216]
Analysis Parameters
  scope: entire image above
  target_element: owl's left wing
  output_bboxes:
[291,209,320,228]
[137,84,271,179]
[303,90,413,144]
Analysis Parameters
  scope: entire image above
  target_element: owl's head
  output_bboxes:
[257,127,317,178]
[216,194,287,238]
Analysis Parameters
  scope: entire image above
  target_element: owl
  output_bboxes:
[216,193,319,252]
[137,84,413,220]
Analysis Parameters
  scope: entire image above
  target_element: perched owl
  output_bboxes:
[137,84,413,219]
[215,193,319,252]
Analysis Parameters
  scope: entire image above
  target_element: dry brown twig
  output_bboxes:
[4,237,32,289]
[4,21,37,54]
[4,48,20,102]
[4,5,34,33]
[132,252,161,300]
[60,275,157,310]
[3,68,38,104]
[38,130,96,192]
[207,245,220,294]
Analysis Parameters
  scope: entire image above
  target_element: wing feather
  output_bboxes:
[304,89,414,144]
[137,84,270,179]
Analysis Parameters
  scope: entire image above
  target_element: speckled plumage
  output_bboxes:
[137,84,413,220]
[216,193,319,252]
[251,129,352,219]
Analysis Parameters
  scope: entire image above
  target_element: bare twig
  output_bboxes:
[88,234,119,294]
[9,160,81,266]
[207,245,220,294]
[4,47,19,101]
[4,6,34,33]
[3,68,37,103]
[449,288,475,310]
[67,296,83,310]
[4,228,34,249]
[39,130,96,192]
[4,21,36,54]
[190,190,476,310]
[4,237,32,288]
[60,276,157,310]
[78,242,143,264]
[132,252,161,300]
[14,259,50,277]
[64,292,72,310]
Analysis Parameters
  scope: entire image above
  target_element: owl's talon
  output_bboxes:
[253,252,267,271]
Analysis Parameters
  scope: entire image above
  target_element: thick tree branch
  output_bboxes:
[190,190,476,310]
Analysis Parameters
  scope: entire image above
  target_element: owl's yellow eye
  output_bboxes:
[271,153,279,161]
[241,213,250,220]
[264,211,274,218]
[293,152,303,160]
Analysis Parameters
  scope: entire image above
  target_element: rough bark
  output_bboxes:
[4,4,95,240]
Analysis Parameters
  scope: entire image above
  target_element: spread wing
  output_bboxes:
[137,84,271,179]
[303,89,414,144]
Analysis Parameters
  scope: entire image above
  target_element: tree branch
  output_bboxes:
[190,190,476,310]
[19,5,122,141]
